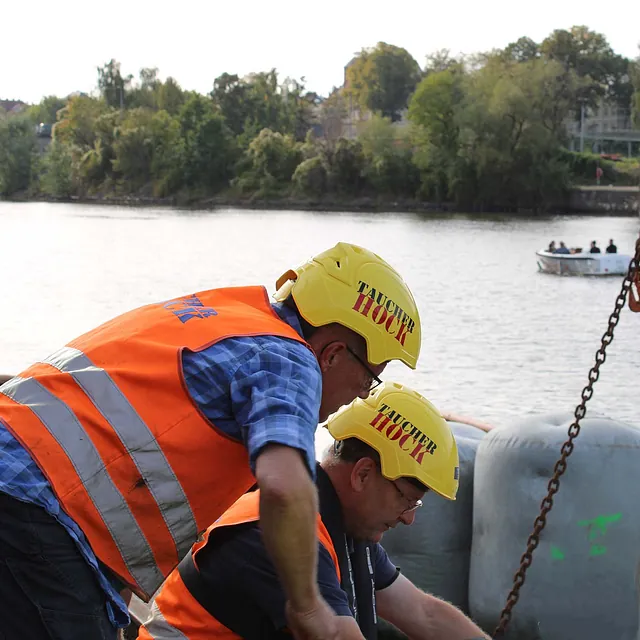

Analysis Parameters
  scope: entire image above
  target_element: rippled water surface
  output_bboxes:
[2,202,638,431]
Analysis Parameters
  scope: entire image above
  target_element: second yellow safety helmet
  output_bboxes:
[325,381,459,500]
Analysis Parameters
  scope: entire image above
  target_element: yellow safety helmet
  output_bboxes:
[324,381,459,500]
[274,242,421,369]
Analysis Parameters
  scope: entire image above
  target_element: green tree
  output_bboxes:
[424,49,461,75]
[280,77,318,140]
[345,42,422,121]
[455,57,575,209]
[248,128,301,182]
[211,73,251,136]
[178,94,236,191]
[28,96,67,125]
[212,70,313,142]
[502,37,540,63]
[0,115,37,195]
[292,156,327,196]
[139,67,160,91]
[156,78,186,115]
[52,96,119,189]
[357,115,418,196]
[540,26,633,109]
[112,108,184,195]
[128,68,161,110]
[241,70,298,139]
[212,70,280,140]
[408,54,580,209]
[97,59,133,109]
[409,69,464,200]
[409,69,463,148]
[234,128,301,195]
[126,69,186,115]
[40,141,76,197]
[319,138,366,195]
[53,95,111,149]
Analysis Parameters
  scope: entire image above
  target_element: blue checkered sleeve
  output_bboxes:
[232,338,322,475]
[182,333,322,477]
[0,424,51,490]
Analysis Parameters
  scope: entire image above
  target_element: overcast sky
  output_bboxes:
[3,0,639,104]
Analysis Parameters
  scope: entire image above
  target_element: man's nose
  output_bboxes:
[399,510,417,526]
[358,388,371,400]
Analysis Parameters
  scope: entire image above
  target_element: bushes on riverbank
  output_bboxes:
[2,27,639,211]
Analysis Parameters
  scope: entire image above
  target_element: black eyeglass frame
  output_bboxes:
[390,479,424,513]
[344,345,383,391]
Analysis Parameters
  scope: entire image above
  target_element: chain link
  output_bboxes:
[493,237,640,638]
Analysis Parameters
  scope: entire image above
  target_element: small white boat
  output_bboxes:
[536,250,631,276]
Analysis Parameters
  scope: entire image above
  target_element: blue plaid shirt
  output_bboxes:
[0,302,322,629]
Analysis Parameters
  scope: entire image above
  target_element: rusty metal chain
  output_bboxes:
[493,236,640,638]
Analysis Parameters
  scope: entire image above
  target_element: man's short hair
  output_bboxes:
[282,295,319,341]
[334,437,428,492]
[282,295,367,355]
[334,437,381,466]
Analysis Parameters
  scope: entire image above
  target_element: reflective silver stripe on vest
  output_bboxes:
[0,376,163,595]
[42,346,198,564]
[141,601,190,639]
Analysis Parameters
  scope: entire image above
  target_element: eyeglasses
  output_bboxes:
[345,346,383,391]
[390,480,423,513]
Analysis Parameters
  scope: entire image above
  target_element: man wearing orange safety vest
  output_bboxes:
[137,383,489,640]
[0,242,421,640]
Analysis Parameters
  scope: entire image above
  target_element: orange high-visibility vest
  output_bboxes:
[137,491,341,640]
[0,286,311,600]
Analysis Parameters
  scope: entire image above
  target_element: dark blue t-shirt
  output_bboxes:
[196,522,399,631]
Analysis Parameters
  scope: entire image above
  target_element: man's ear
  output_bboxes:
[313,339,345,373]
[350,457,377,493]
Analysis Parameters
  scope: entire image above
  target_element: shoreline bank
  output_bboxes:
[2,186,639,217]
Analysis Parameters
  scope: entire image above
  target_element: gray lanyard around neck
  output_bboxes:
[343,535,378,626]
[343,534,358,622]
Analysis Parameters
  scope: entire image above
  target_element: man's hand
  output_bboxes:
[286,598,365,640]
[376,575,490,640]
[285,597,338,640]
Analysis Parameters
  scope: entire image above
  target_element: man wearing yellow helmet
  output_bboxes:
[0,243,420,640]
[136,383,489,640]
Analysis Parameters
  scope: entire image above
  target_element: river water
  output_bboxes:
[1,202,638,432]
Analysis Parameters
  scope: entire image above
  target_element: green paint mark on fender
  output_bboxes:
[550,545,565,560]
[577,513,622,557]
[589,545,608,557]
[577,513,622,540]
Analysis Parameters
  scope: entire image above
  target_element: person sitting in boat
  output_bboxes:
[547,240,556,253]
[606,239,618,254]
[553,241,570,255]
[589,241,601,254]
